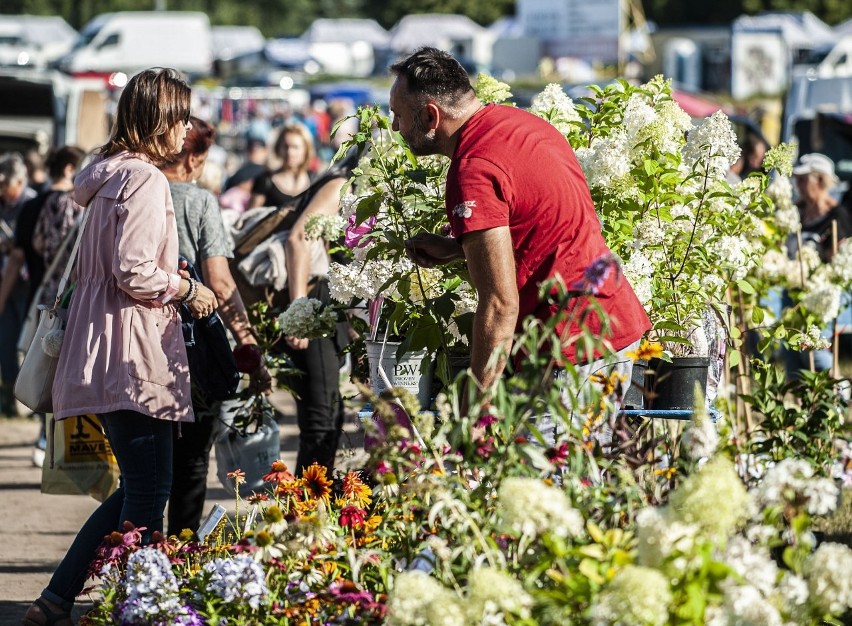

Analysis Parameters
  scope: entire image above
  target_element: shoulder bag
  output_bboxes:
[180,256,242,403]
[14,207,90,413]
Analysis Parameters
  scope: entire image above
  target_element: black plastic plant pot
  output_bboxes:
[644,357,711,411]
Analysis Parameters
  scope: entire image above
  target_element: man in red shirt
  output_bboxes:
[393,47,650,401]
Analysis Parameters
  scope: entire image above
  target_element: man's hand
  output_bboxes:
[404,232,464,268]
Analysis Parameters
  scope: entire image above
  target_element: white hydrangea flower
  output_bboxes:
[635,507,699,570]
[784,245,822,288]
[757,249,791,283]
[386,570,465,626]
[830,238,852,284]
[680,407,719,461]
[722,536,779,597]
[622,93,659,155]
[580,131,633,192]
[120,548,184,623]
[622,252,654,306]
[719,584,783,626]
[339,191,359,220]
[466,567,533,622]
[205,555,268,610]
[755,458,840,516]
[804,542,852,615]
[589,565,672,626]
[497,477,584,539]
[800,280,842,320]
[647,99,693,155]
[304,213,345,242]
[278,297,337,339]
[773,572,809,621]
[712,235,755,281]
[789,325,832,352]
[682,111,741,180]
[328,257,414,303]
[529,83,581,136]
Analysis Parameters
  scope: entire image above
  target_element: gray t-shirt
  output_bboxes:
[169,181,232,276]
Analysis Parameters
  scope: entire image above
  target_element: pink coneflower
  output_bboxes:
[339,505,368,529]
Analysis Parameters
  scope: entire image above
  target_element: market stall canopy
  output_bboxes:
[671,89,733,118]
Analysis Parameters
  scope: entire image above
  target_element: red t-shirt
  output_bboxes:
[446,104,651,363]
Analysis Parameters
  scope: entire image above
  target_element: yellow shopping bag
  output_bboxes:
[41,415,120,502]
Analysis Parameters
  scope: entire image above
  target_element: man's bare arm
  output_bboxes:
[462,227,518,393]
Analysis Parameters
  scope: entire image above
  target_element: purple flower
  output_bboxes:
[573,254,619,294]
[344,214,377,249]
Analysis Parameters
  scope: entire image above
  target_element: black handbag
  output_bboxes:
[179,257,241,402]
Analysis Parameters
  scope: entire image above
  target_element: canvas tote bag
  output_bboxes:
[14,208,89,413]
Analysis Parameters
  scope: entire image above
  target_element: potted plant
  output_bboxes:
[539,77,788,408]
[326,109,477,404]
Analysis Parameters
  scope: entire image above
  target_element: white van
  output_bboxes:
[58,11,213,77]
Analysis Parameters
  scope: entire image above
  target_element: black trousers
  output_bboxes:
[282,279,346,476]
[168,408,216,535]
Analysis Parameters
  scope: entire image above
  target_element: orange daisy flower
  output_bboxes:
[262,459,294,484]
[342,472,372,508]
[301,463,333,502]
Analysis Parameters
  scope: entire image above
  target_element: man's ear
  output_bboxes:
[425,102,441,131]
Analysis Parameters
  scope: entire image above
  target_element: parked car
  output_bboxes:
[56,11,213,78]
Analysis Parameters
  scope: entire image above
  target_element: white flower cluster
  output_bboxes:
[682,111,741,180]
[589,565,672,626]
[466,566,533,623]
[328,256,413,303]
[766,176,800,234]
[800,272,843,321]
[722,536,779,597]
[529,83,581,136]
[680,405,719,461]
[386,570,465,626]
[711,235,756,281]
[497,477,584,538]
[204,554,268,610]
[622,250,654,306]
[804,542,852,615]
[707,583,783,626]
[119,548,185,623]
[754,458,840,516]
[304,213,345,242]
[635,507,699,571]
[830,238,852,284]
[277,297,337,339]
[789,324,831,352]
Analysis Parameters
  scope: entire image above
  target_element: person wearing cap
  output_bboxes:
[791,153,851,262]
[783,153,852,379]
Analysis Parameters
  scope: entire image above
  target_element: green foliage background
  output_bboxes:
[5,0,851,37]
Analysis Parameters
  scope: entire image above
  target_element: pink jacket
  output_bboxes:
[52,151,193,423]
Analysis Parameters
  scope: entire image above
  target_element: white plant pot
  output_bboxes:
[365,339,432,408]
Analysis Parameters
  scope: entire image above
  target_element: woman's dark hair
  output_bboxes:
[161,116,215,167]
[100,67,191,165]
[45,145,85,180]
[390,47,473,105]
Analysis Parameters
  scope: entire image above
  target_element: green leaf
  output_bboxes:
[737,279,756,295]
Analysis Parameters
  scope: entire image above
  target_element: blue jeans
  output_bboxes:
[42,410,173,610]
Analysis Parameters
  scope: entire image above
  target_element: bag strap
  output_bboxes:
[54,206,90,308]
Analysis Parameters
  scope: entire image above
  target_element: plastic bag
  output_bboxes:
[42,415,120,502]
[214,399,280,498]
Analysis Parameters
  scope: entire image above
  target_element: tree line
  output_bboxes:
[6,0,851,37]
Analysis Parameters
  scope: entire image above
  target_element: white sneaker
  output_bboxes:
[32,446,45,468]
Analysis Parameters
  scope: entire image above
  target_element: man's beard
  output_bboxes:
[406,113,439,156]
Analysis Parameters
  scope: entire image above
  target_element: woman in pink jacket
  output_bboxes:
[23,68,217,626]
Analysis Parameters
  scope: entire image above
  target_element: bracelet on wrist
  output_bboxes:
[180,278,197,304]
[186,279,199,305]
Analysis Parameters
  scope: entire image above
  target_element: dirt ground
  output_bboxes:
[0,390,365,625]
